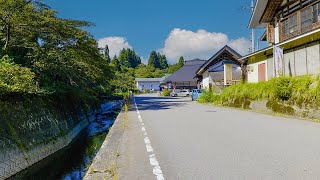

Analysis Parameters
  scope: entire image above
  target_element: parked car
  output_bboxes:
[170,89,190,97]
[191,89,202,101]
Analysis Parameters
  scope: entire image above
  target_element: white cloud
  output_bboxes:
[159,28,251,63]
[98,37,132,58]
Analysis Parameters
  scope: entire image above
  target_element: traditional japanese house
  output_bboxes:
[195,45,243,91]
[164,59,206,90]
[241,0,320,82]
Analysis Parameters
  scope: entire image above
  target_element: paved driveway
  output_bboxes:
[118,94,320,180]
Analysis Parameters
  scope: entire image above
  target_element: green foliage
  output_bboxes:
[273,76,293,101]
[148,51,169,70]
[134,53,184,78]
[158,53,168,69]
[198,90,220,104]
[111,69,135,93]
[166,63,182,73]
[6,121,28,150]
[0,55,38,94]
[178,56,185,67]
[160,88,170,96]
[219,81,272,103]
[0,0,114,101]
[266,99,295,114]
[118,48,141,68]
[202,76,320,108]
[148,51,159,68]
[111,55,121,71]
[135,64,165,78]
[111,49,183,93]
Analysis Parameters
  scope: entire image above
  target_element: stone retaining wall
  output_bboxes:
[228,99,320,120]
[0,117,89,180]
[0,100,121,180]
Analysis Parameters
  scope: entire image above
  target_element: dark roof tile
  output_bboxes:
[165,60,205,83]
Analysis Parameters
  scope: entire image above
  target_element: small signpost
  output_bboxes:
[267,24,275,44]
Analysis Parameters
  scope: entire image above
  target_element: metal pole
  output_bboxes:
[273,45,276,78]
[251,0,255,53]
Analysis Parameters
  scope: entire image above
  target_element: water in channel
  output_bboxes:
[10,101,122,180]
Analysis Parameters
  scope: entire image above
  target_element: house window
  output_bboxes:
[142,85,144,88]
[313,2,320,23]
[301,6,313,33]
[282,13,298,39]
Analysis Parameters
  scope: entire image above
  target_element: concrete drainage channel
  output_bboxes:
[7,101,123,180]
[84,105,128,180]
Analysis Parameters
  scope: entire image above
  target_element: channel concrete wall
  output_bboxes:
[0,100,121,180]
[0,119,89,179]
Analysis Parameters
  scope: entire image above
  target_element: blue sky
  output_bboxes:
[43,0,265,63]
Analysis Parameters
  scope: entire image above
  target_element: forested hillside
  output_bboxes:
[0,0,185,98]
[0,0,114,104]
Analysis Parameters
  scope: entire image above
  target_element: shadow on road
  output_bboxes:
[133,96,188,111]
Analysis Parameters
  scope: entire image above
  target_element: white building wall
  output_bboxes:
[266,57,274,80]
[284,51,295,76]
[202,71,210,89]
[294,48,307,76]
[136,81,160,91]
[247,60,268,83]
[307,43,320,75]
[248,42,320,83]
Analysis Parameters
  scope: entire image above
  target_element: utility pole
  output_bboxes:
[251,0,255,53]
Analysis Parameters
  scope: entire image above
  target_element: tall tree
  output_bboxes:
[159,54,168,69]
[118,48,130,67]
[148,51,160,68]
[111,55,120,71]
[117,48,141,68]
[178,56,185,67]
[128,49,141,68]
[104,45,111,63]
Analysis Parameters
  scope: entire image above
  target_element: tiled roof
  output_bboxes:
[135,73,173,82]
[164,60,205,83]
[135,78,164,82]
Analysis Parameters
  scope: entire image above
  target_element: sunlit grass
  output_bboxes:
[198,75,320,108]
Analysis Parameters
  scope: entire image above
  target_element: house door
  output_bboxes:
[258,63,266,82]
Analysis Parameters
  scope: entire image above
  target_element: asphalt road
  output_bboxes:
[118,94,320,180]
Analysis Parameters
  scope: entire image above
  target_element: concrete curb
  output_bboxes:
[84,107,127,180]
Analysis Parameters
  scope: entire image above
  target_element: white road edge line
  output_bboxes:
[134,98,165,180]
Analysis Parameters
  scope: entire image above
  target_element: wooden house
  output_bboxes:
[241,0,320,82]
[195,46,243,91]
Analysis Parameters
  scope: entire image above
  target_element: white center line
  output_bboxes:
[134,98,165,180]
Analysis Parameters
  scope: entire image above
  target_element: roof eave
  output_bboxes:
[195,46,242,75]
[249,0,270,29]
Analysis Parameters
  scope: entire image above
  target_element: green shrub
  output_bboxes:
[272,76,293,101]
[143,89,150,94]
[289,76,316,107]
[209,75,320,108]
[160,88,170,96]
[198,90,220,104]
[219,81,272,103]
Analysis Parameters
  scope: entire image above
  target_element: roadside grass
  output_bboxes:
[120,104,129,130]
[197,89,221,105]
[199,75,320,108]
